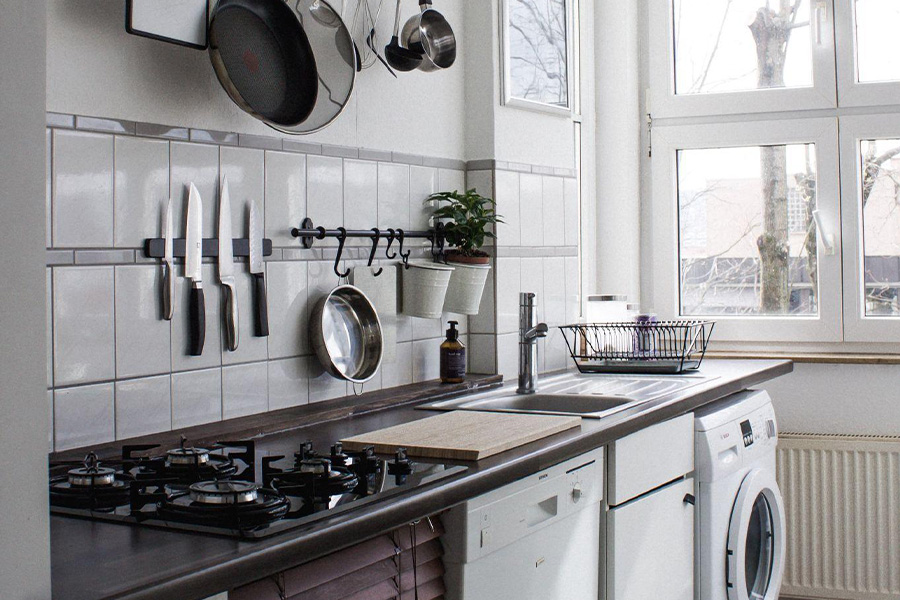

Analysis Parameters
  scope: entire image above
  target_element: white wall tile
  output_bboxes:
[268,357,309,410]
[307,155,343,244]
[343,159,378,243]
[439,168,465,192]
[468,333,496,375]
[53,267,115,386]
[494,170,521,247]
[221,263,269,366]
[544,328,570,373]
[46,129,52,247]
[308,356,348,403]
[48,390,54,452]
[563,177,579,247]
[222,362,268,419]
[46,268,53,388]
[466,170,493,198]
[54,383,115,451]
[115,265,171,378]
[53,130,114,247]
[409,166,438,231]
[115,375,171,439]
[265,151,306,247]
[496,333,519,384]
[169,141,219,238]
[220,146,264,238]
[380,341,412,388]
[496,258,522,334]
[520,257,545,320]
[171,264,222,371]
[542,176,565,247]
[519,174,544,247]
[564,256,580,324]
[412,338,440,383]
[412,316,443,341]
[377,162,410,231]
[267,261,309,359]
[544,257,566,325]
[114,136,169,248]
[172,368,222,429]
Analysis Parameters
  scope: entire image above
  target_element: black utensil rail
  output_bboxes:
[558,320,715,374]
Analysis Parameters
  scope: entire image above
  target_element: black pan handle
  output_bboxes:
[253,272,269,337]
[189,284,205,356]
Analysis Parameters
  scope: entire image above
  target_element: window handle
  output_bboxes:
[812,209,836,256]
[814,1,826,46]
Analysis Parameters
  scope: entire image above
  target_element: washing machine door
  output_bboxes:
[726,468,785,600]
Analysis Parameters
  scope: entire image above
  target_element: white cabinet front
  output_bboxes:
[606,477,695,600]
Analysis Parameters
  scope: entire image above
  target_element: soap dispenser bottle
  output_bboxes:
[440,321,466,384]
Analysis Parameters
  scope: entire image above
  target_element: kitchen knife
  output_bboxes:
[249,200,269,337]
[185,182,205,356]
[218,176,239,352]
[162,197,175,320]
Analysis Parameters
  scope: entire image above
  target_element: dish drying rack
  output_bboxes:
[558,321,715,374]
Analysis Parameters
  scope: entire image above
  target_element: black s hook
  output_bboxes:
[368,228,383,276]
[384,228,397,259]
[397,229,412,269]
[334,227,351,279]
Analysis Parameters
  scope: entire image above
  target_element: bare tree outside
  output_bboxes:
[506,0,569,107]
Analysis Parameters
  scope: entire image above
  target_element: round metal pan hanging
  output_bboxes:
[208,0,319,127]
[309,285,383,384]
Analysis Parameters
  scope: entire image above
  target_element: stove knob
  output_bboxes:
[330,443,349,467]
[295,441,315,461]
[388,448,413,476]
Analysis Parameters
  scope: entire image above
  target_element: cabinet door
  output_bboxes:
[607,477,694,600]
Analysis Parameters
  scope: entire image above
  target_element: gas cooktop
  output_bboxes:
[49,438,467,539]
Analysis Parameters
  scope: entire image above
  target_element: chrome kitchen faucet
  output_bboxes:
[517,292,548,394]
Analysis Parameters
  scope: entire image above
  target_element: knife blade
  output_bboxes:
[218,176,239,352]
[162,197,175,321]
[185,182,205,356]
[249,200,269,337]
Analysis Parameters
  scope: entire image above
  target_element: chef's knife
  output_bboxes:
[185,183,205,356]
[218,176,239,352]
[249,200,269,337]
[162,197,175,321]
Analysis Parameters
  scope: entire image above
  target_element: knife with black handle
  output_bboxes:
[185,183,205,356]
[189,283,205,356]
[249,200,269,337]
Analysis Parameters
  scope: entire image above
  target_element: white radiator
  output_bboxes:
[776,433,900,600]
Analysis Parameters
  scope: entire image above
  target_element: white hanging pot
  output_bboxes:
[401,261,455,318]
[443,260,491,315]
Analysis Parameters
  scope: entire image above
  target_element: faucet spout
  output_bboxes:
[517,293,546,395]
[523,322,549,341]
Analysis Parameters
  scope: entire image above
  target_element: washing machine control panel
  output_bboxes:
[740,419,754,447]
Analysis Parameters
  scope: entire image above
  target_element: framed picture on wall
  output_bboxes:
[501,0,575,115]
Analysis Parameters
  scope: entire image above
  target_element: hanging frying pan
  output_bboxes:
[208,0,318,127]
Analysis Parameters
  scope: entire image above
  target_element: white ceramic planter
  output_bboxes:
[401,261,455,319]
[443,261,491,315]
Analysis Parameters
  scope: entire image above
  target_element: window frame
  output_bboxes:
[648,0,838,119]
[839,114,900,342]
[649,118,843,343]
[834,0,900,108]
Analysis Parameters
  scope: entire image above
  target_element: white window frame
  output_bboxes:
[649,118,842,343]
[648,0,838,119]
[840,114,900,342]
[834,0,900,108]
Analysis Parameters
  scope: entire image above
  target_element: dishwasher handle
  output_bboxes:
[526,494,560,527]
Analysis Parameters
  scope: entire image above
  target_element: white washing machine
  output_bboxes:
[694,390,786,600]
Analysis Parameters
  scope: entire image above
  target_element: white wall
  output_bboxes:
[46,0,467,159]
[0,1,52,598]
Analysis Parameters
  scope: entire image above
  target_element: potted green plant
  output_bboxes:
[427,188,503,315]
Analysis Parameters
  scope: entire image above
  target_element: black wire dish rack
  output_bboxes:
[558,320,715,374]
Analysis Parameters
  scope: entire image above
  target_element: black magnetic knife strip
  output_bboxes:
[143,238,273,259]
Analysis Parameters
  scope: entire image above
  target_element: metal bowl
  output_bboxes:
[309,285,383,384]
[402,6,456,72]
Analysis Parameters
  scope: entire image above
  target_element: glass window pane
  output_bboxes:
[507,0,570,107]
[855,0,900,83]
[860,139,900,316]
[673,0,813,95]
[677,144,819,316]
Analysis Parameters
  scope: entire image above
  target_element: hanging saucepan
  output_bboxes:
[401,0,456,72]
[309,285,383,384]
[208,0,319,127]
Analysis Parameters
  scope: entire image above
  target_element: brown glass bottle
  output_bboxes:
[440,321,466,384]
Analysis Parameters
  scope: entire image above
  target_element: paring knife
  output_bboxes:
[185,182,206,356]
[162,197,175,320]
[249,200,269,337]
[218,176,239,352]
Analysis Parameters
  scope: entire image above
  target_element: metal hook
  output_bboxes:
[334,227,351,280]
[368,228,383,276]
[384,228,397,259]
[397,229,411,269]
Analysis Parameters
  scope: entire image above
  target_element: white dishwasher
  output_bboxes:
[441,448,604,600]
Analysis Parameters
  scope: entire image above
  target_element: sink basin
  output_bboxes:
[421,392,648,419]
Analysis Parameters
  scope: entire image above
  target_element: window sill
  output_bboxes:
[704,350,900,365]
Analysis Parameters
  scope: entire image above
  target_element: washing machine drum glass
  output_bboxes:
[727,469,786,600]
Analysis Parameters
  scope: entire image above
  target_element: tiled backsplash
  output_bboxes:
[44,113,579,453]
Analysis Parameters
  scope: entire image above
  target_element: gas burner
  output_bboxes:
[166,445,211,467]
[49,453,131,510]
[121,439,252,484]
[157,481,290,530]
[262,442,381,502]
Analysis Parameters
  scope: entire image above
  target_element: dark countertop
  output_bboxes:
[51,359,791,600]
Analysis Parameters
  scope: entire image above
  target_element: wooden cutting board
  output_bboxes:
[340,411,582,461]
